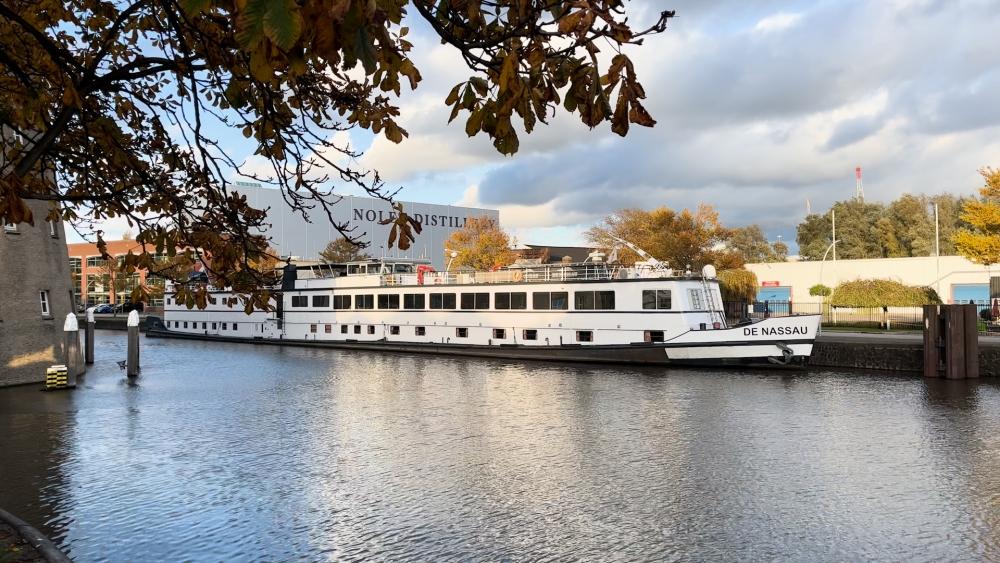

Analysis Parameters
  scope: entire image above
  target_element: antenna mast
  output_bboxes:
[856,167,865,202]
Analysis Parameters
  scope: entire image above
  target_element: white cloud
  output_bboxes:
[754,12,803,33]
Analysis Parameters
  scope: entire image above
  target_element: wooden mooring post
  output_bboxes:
[85,307,95,364]
[126,310,140,377]
[923,304,978,379]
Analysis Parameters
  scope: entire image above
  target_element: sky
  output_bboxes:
[78,0,1000,254]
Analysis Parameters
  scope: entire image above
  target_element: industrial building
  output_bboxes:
[746,255,995,305]
[237,184,499,270]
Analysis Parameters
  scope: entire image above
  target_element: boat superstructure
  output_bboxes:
[149,256,820,368]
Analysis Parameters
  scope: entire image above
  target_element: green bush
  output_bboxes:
[830,279,942,307]
[809,284,832,297]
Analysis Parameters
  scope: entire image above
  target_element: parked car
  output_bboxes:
[114,302,144,314]
[93,304,113,314]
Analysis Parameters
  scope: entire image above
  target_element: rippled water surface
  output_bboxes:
[3,331,1000,562]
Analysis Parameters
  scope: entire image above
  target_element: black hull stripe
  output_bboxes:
[145,328,812,369]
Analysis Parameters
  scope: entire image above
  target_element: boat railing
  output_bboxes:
[378,264,618,286]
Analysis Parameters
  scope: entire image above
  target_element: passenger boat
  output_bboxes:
[147,251,820,368]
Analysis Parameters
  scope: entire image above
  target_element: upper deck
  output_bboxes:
[292,257,694,290]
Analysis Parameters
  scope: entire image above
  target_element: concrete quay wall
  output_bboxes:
[812,335,1000,376]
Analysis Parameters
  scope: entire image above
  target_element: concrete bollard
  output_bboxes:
[127,310,140,377]
[64,313,79,388]
[85,307,95,364]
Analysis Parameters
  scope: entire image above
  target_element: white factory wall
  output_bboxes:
[745,256,996,304]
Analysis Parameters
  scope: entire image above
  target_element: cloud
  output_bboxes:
[755,12,803,33]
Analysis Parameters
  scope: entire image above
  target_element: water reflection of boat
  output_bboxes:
[149,254,820,368]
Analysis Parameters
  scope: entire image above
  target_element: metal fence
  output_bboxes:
[723,300,1000,335]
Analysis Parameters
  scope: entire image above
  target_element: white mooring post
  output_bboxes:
[126,310,140,377]
[85,307,95,364]
[64,313,80,388]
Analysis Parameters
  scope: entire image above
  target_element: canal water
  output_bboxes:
[2,331,1000,562]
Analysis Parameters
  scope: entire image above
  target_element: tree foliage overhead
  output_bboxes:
[0,0,673,310]
[796,193,967,261]
[954,167,1000,266]
[585,205,743,270]
[443,214,513,271]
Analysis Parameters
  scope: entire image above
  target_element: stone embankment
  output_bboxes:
[813,332,1000,375]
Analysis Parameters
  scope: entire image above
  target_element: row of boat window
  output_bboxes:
[309,323,595,342]
[290,290,673,311]
[169,321,238,330]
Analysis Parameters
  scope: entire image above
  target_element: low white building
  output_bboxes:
[745,256,996,305]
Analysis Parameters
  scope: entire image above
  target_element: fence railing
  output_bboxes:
[723,300,1000,336]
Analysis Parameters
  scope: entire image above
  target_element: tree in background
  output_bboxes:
[96,258,128,315]
[0,0,673,310]
[728,224,787,263]
[718,269,758,302]
[585,205,742,270]
[797,194,967,260]
[320,238,372,263]
[443,216,514,271]
[954,167,1000,265]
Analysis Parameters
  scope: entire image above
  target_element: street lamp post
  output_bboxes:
[818,240,842,334]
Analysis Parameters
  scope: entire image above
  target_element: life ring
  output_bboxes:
[512,270,523,282]
[434,277,443,284]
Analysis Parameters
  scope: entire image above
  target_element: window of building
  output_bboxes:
[310,324,317,333]
[69,257,81,274]
[460,293,489,310]
[333,295,351,309]
[403,294,426,309]
[233,323,238,331]
[377,294,400,309]
[202,322,207,329]
[533,292,568,310]
[86,256,102,268]
[49,220,57,238]
[493,328,506,339]
[367,325,375,334]
[39,291,49,316]
[212,322,217,330]
[341,325,348,333]
[355,294,374,309]
[184,322,188,329]
[576,331,593,342]
[456,327,468,338]
[494,292,528,310]
[430,293,457,309]
[291,295,308,307]
[354,325,361,334]
[390,326,400,335]
[645,331,665,343]
[312,295,330,308]
[574,291,615,310]
[325,325,332,333]
[642,290,672,310]
[222,323,228,330]
[415,326,426,336]
[523,329,538,340]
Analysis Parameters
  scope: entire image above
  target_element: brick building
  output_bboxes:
[66,239,169,309]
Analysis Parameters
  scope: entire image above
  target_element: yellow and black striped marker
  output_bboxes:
[46,365,68,390]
